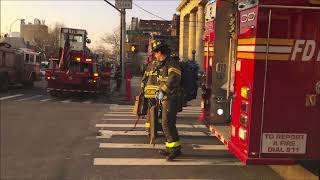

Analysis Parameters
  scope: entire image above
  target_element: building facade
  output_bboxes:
[20,19,48,46]
[177,0,207,70]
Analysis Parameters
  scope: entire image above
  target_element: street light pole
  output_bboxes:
[9,18,24,37]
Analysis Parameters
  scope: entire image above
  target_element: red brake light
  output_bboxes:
[85,58,92,62]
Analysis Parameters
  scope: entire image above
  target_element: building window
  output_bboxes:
[25,54,30,63]
[30,54,35,64]
[36,55,41,64]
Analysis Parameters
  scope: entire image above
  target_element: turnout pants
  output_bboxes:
[161,98,180,147]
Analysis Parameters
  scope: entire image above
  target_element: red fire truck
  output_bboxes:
[200,0,320,164]
[45,28,100,96]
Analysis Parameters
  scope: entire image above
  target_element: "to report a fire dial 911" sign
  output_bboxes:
[262,133,307,154]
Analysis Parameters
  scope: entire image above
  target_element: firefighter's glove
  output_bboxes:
[156,91,165,101]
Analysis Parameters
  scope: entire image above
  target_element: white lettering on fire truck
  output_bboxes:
[262,133,307,154]
[241,12,256,23]
[291,40,320,61]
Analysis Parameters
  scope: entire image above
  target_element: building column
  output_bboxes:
[196,5,205,70]
[179,15,185,59]
[188,11,196,60]
[183,15,189,60]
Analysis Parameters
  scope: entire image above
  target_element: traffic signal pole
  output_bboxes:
[103,0,127,95]
[121,9,126,85]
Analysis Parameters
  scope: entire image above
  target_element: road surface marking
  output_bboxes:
[93,158,241,166]
[0,94,24,101]
[110,108,134,111]
[82,101,92,104]
[99,143,163,149]
[15,95,42,101]
[40,98,53,102]
[105,111,133,114]
[99,143,226,151]
[192,144,228,150]
[96,124,206,129]
[102,118,135,121]
[97,130,212,138]
[61,99,72,103]
[104,113,136,117]
[178,112,202,115]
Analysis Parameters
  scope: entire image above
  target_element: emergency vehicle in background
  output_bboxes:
[200,0,320,164]
[0,43,41,91]
[45,28,101,96]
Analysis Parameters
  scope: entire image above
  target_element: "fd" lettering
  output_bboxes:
[291,40,319,61]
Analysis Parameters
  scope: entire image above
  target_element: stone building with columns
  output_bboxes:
[177,0,207,70]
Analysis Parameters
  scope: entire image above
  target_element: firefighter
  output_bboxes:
[152,42,182,161]
[140,53,159,135]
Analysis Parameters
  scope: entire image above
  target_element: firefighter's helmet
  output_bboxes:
[151,40,170,54]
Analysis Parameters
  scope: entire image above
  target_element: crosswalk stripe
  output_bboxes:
[93,158,241,166]
[97,130,212,138]
[99,143,227,151]
[0,94,24,101]
[102,118,135,121]
[82,100,92,104]
[96,124,207,128]
[178,112,201,115]
[192,144,228,150]
[104,113,136,117]
[99,143,163,149]
[105,111,133,114]
[103,113,200,117]
[40,98,53,102]
[15,95,42,101]
[61,99,72,103]
[110,108,133,111]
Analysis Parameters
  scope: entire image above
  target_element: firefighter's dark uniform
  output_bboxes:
[141,59,159,131]
[157,56,182,159]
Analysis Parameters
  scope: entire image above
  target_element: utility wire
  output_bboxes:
[133,2,214,24]
[133,2,169,21]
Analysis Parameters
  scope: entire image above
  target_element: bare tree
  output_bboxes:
[32,23,64,60]
[100,29,120,58]
[92,45,114,60]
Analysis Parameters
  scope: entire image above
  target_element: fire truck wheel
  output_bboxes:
[49,90,58,97]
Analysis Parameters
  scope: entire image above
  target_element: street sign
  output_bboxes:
[115,0,132,9]
[127,30,143,35]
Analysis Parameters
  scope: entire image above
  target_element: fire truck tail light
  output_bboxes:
[240,113,248,125]
[231,125,236,137]
[93,73,99,81]
[239,127,247,140]
[241,86,250,99]
[240,101,249,113]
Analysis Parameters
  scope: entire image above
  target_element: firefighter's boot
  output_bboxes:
[166,146,182,161]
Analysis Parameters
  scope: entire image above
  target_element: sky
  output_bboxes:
[0,0,181,48]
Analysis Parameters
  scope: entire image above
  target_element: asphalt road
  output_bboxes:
[0,80,284,180]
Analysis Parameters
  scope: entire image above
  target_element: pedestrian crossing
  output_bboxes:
[0,93,104,104]
[93,104,240,167]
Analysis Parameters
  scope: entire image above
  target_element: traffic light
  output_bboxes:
[131,45,137,53]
